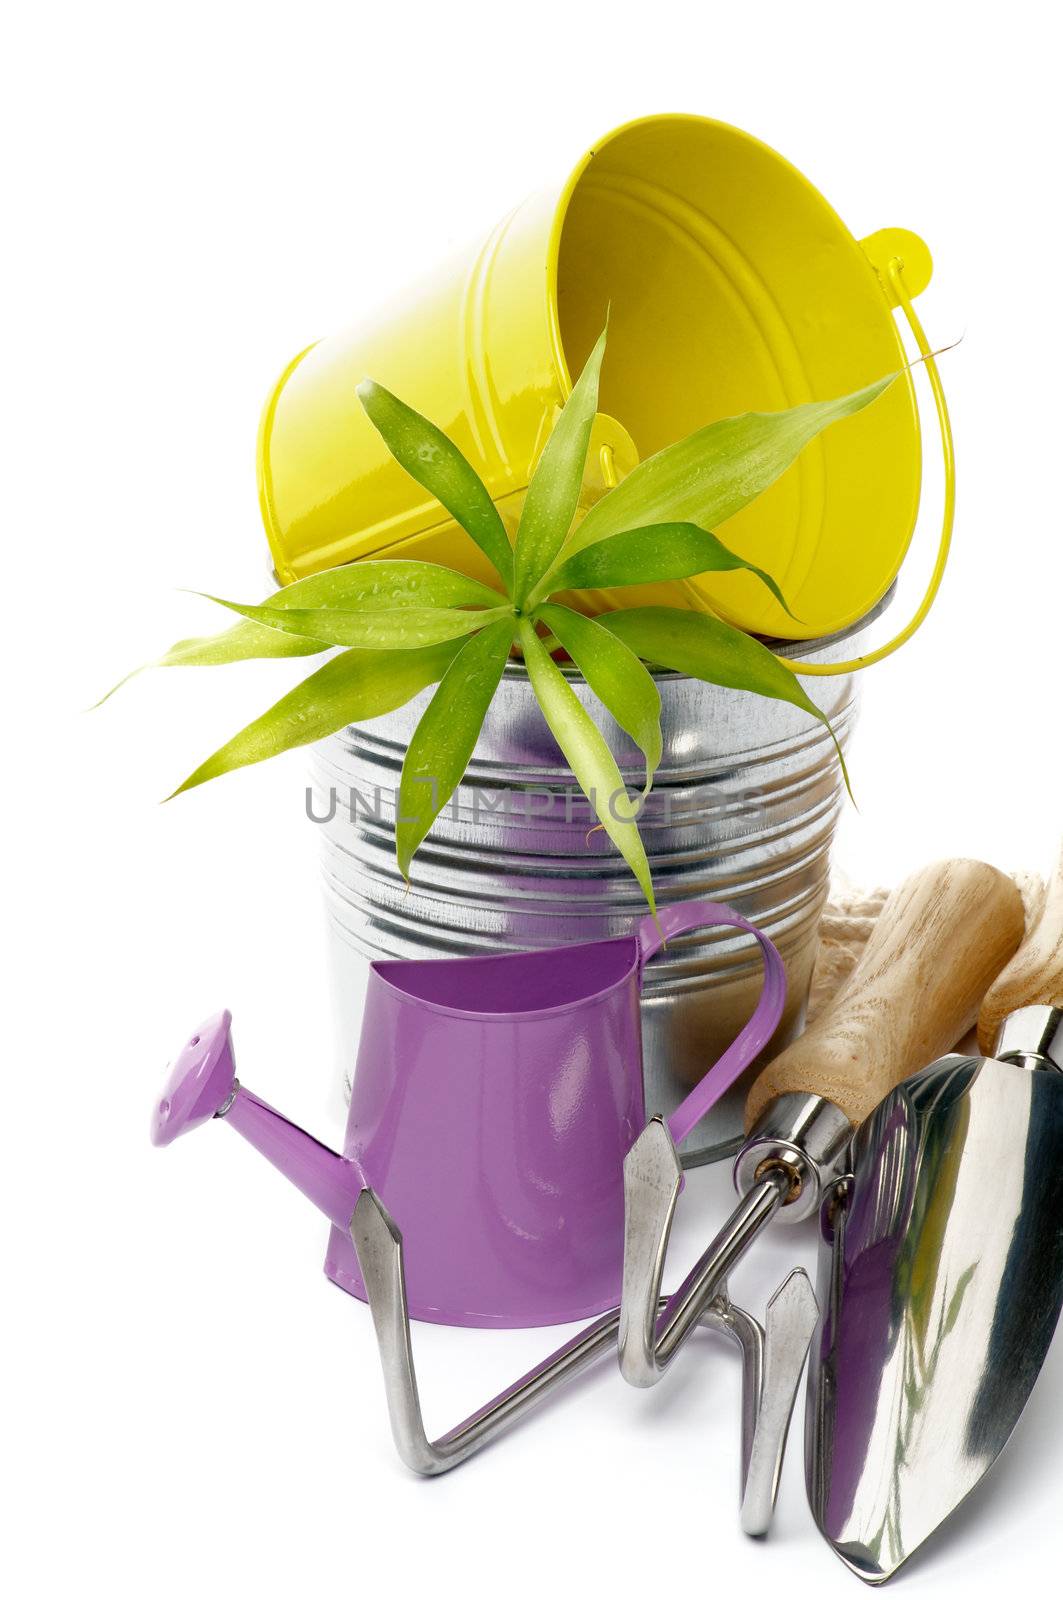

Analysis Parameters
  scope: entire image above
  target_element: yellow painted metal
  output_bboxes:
[781,258,955,677]
[257,114,933,640]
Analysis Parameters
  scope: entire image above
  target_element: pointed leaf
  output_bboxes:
[518,618,656,912]
[512,325,608,603]
[93,622,326,706]
[170,639,465,796]
[537,603,662,796]
[358,379,514,588]
[396,618,516,878]
[545,521,795,617]
[267,558,505,611]
[98,566,365,704]
[544,374,897,579]
[598,607,851,799]
[97,560,500,705]
[199,594,512,650]
[158,623,325,666]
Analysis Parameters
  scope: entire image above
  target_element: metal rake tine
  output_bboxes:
[350,1187,435,1472]
[618,1116,790,1388]
[618,1118,684,1386]
[699,1271,818,1535]
[698,1291,765,1507]
[351,1188,630,1475]
[739,1268,819,1537]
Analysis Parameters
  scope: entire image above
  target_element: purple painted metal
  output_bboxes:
[152,900,785,1328]
[225,1091,364,1230]
[151,1010,236,1146]
[646,903,787,1147]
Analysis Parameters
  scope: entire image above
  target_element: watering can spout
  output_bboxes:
[151,1011,362,1232]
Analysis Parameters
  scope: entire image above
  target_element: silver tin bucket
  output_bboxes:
[309,611,876,1165]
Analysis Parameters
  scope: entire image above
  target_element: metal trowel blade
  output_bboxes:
[807,1052,1063,1583]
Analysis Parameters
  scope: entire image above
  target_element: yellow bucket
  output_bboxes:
[257,113,936,641]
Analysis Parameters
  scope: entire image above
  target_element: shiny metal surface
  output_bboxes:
[351,1189,624,1475]
[313,612,874,1163]
[738,1269,821,1535]
[993,1003,1063,1073]
[734,1093,855,1223]
[618,1118,804,1390]
[215,1077,240,1119]
[352,1184,815,1532]
[807,1044,1063,1583]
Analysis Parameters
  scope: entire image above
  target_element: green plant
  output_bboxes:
[111,327,897,910]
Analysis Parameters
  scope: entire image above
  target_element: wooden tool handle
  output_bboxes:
[744,859,1025,1132]
[978,841,1063,1053]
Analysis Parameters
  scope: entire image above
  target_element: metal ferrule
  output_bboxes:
[732,1093,854,1224]
[214,1078,240,1118]
[994,1004,1063,1074]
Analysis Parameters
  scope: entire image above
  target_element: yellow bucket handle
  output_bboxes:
[779,257,955,677]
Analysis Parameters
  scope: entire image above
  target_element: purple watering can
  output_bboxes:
[152,901,785,1328]
[152,899,819,1514]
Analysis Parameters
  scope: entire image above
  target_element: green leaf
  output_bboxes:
[546,521,796,618]
[598,607,852,800]
[170,638,465,796]
[396,618,516,878]
[537,603,662,796]
[198,594,513,651]
[264,558,505,611]
[358,379,514,589]
[512,324,608,604]
[96,560,499,705]
[157,623,322,666]
[541,374,897,580]
[518,618,656,912]
[93,622,326,706]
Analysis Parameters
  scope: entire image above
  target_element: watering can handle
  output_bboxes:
[636,901,787,1147]
[780,258,956,679]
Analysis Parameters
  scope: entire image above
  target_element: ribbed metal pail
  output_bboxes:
[309,615,873,1165]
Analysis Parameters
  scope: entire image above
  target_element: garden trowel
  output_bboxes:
[807,955,1063,1583]
[620,860,1026,1399]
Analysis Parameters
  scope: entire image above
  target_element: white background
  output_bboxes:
[4,2,1061,1596]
